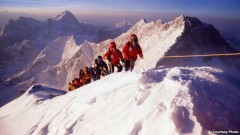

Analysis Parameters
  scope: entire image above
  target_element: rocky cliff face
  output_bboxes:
[156,16,240,72]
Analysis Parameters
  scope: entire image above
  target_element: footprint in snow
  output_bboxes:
[157,101,167,112]
[135,89,151,106]
[129,121,143,135]
[171,106,194,134]
[87,97,96,105]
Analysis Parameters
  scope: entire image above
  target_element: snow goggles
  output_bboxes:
[97,58,103,63]
[132,37,137,42]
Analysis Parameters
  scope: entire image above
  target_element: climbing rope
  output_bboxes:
[162,52,240,58]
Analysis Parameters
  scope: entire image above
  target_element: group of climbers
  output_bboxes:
[68,34,143,91]
[68,56,110,91]
[68,67,92,91]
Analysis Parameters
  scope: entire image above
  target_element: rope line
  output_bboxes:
[162,52,240,58]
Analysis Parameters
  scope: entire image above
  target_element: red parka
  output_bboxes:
[103,42,124,65]
[122,34,143,61]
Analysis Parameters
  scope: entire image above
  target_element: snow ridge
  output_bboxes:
[1,67,239,135]
[156,16,240,73]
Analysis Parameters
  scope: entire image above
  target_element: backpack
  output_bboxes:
[68,81,75,91]
[73,78,80,87]
[83,67,91,80]
[126,41,139,50]
[108,48,121,61]
[83,67,90,74]
[98,61,105,71]
[79,69,84,78]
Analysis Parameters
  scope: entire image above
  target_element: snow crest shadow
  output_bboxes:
[189,77,240,130]
[129,120,143,135]
[171,106,194,134]
[135,69,167,106]
[27,84,66,103]
[169,67,240,131]
[138,69,167,84]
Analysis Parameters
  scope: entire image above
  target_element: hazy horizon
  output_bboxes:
[0,0,240,36]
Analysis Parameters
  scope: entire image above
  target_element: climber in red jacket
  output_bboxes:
[122,34,143,71]
[103,41,124,73]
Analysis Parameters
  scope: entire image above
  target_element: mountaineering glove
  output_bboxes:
[139,54,144,59]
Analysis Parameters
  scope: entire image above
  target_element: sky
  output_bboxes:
[0,0,239,17]
[0,0,240,33]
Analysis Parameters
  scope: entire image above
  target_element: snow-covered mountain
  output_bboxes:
[156,16,240,71]
[0,10,97,81]
[0,16,42,38]
[10,16,186,93]
[0,10,132,49]
[0,14,240,134]
[225,33,240,52]
[0,10,99,49]
[0,11,133,106]
[112,21,133,36]
[96,21,132,43]
[0,40,40,78]
[0,10,132,77]
[1,15,239,107]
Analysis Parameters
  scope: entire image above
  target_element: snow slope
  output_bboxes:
[0,67,239,135]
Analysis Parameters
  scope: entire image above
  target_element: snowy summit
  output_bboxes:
[0,13,240,135]
[55,10,76,20]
